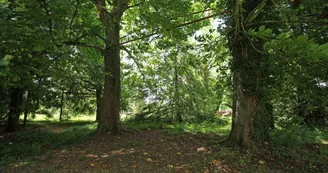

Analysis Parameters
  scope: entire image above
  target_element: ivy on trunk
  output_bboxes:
[227,0,272,147]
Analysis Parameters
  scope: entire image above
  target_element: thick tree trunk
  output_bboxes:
[5,88,24,132]
[97,47,121,135]
[95,0,129,136]
[228,0,270,147]
[229,72,258,147]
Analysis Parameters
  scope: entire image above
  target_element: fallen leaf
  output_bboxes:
[167,165,174,169]
[143,152,149,155]
[87,154,98,158]
[184,169,190,173]
[101,154,108,158]
[90,163,95,167]
[203,169,209,173]
[133,164,137,168]
[259,160,265,164]
[197,147,206,152]
[146,158,153,162]
[176,152,182,155]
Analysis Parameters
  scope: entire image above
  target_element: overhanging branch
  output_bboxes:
[246,20,328,27]
[121,46,146,79]
[116,11,228,48]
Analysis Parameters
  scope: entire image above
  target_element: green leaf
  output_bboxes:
[0,59,9,67]
[317,43,328,51]
[33,46,44,52]
[276,32,291,40]
[296,35,308,44]
[259,25,265,32]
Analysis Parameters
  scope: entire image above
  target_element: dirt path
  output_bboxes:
[3,130,233,173]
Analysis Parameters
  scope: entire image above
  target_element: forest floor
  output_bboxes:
[1,121,328,173]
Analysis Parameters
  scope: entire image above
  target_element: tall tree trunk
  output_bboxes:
[173,65,182,122]
[94,0,129,136]
[23,91,30,127]
[96,86,102,122]
[23,110,28,127]
[59,91,64,121]
[228,0,270,147]
[5,88,24,132]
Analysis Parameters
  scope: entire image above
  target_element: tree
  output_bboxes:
[89,0,129,135]
[88,0,212,135]
[224,0,328,147]
[225,0,273,147]
[0,0,89,130]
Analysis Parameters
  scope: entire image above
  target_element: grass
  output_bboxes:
[123,117,231,136]
[0,121,97,166]
[27,113,96,123]
[268,125,328,172]
[271,125,328,147]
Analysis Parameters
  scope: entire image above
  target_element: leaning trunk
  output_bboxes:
[5,88,24,132]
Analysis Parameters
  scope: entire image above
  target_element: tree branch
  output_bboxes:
[246,20,328,27]
[40,0,53,35]
[126,2,142,10]
[116,11,228,48]
[121,46,146,79]
[69,0,80,39]
[94,33,106,42]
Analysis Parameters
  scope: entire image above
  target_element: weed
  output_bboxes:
[78,156,87,162]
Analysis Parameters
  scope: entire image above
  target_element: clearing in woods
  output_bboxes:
[1,121,327,173]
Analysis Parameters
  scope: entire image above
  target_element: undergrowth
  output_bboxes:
[1,118,328,172]
[0,123,97,166]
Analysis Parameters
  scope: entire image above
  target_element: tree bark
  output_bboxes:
[227,0,270,147]
[229,67,259,147]
[94,0,129,136]
[5,88,24,132]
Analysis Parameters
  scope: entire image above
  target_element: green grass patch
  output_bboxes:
[124,118,231,136]
[0,122,97,166]
[271,125,328,147]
